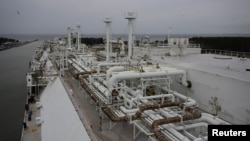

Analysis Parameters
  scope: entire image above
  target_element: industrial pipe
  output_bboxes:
[152,107,202,141]
[147,113,191,141]
[109,69,188,91]
[131,94,175,103]
[80,79,99,105]
[161,87,196,107]
[169,122,208,131]
[200,113,231,125]
[102,102,181,122]
[120,106,138,114]
[92,81,109,97]
[106,66,125,81]
[97,62,128,74]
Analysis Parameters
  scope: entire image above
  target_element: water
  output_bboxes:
[0,40,43,141]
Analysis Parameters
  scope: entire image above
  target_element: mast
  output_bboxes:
[77,25,81,52]
[67,27,72,49]
[104,17,111,62]
[125,12,136,60]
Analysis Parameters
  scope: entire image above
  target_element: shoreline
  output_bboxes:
[0,39,38,51]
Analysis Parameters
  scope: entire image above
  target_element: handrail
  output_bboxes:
[201,49,250,58]
[138,43,201,48]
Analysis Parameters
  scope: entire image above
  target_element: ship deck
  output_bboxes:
[60,71,149,141]
[153,54,250,82]
[22,71,149,141]
[22,41,250,140]
[21,101,41,141]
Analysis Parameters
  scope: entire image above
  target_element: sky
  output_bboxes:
[0,0,250,35]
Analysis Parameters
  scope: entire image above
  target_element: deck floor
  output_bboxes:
[21,100,41,141]
[61,71,149,141]
[22,71,150,141]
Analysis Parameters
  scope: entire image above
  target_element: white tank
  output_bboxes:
[179,38,188,56]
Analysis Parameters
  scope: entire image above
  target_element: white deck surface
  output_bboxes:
[61,73,148,141]
[40,77,91,141]
[21,103,41,141]
[154,54,250,82]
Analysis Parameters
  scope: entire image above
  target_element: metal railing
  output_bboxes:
[201,49,250,58]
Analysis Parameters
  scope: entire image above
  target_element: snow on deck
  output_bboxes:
[40,77,91,141]
[154,54,250,82]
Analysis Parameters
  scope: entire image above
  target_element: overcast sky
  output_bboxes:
[1,0,250,35]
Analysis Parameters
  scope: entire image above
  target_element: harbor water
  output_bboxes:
[0,40,42,141]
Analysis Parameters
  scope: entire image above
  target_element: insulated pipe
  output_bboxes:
[97,62,128,74]
[96,77,107,87]
[165,128,191,141]
[147,112,191,141]
[125,88,148,103]
[145,112,196,141]
[169,122,208,131]
[131,94,175,103]
[161,87,196,107]
[162,130,178,141]
[144,109,195,141]
[119,88,141,114]
[104,102,198,123]
[122,93,174,113]
[80,79,99,105]
[126,87,139,97]
[201,113,231,125]
[76,71,96,79]
[159,67,188,87]
[124,97,136,109]
[172,91,196,107]
[184,113,230,125]
[183,131,196,140]
[159,109,178,118]
[106,66,125,81]
[109,69,188,90]
[120,106,138,114]
[70,59,89,72]
[123,94,175,111]
[194,136,208,141]
[152,107,202,141]
[92,81,109,97]
[102,102,181,122]
[97,61,145,74]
